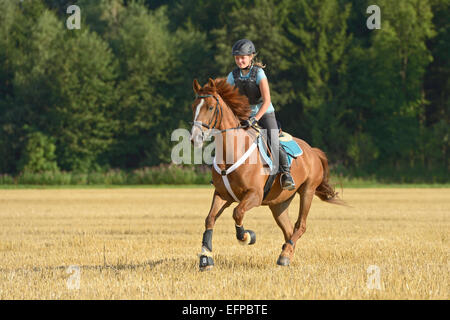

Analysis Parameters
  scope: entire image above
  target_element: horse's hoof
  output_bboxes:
[238,230,256,245]
[247,230,256,245]
[200,265,214,272]
[199,255,214,271]
[277,255,290,266]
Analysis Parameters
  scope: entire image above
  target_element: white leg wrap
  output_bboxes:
[198,246,213,257]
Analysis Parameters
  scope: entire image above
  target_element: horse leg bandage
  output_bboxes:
[199,230,214,270]
[199,254,214,269]
[202,229,213,252]
[235,224,246,241]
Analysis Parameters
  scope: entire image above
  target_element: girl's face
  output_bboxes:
[234,54,252,69]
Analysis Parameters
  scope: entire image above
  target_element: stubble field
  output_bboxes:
[0,187,448,299]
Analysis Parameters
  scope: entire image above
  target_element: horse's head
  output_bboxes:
[190,78,222,148]
[190,77,251,148]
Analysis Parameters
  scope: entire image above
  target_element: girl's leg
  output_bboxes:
[258,112,295,190]
[258,112,280,174]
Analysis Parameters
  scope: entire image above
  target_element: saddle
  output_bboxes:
[253,125,303,199]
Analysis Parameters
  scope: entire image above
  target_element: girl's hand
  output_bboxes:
[242,116,258,128]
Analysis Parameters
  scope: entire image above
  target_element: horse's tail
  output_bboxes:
[312,148,347,206]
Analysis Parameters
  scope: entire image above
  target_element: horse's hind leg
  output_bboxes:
[278,182,316,266]
[269,195,295,242]
[269,196,296,265]
[199,191,231,271]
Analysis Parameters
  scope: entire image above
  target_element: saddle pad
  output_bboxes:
[281,139,303,167]
[257,134,303,170]
[257,135,273,172]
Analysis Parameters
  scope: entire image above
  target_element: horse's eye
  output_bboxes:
[208,106,214,111]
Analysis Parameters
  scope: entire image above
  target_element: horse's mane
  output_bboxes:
[199,78,251,121]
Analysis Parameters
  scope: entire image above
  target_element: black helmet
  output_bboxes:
[231,39,256,56]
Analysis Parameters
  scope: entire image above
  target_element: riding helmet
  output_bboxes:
[231,39,256,56]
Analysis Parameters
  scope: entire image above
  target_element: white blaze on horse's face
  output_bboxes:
[193,99,204,122]
[190,99,207,148]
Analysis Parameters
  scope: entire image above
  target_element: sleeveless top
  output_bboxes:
[226,65,274,117]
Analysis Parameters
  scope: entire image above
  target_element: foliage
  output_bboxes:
[18,130,59,173]
[0,0,448,182]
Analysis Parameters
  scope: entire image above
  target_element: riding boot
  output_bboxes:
[279,146,295,190]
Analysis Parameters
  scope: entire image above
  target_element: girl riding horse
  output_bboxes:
[227,39,295,190]
[190,76,344,270]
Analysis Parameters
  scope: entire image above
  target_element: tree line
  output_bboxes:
[0,0,448,182]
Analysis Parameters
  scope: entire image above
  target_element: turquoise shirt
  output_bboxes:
[226,66,275,117]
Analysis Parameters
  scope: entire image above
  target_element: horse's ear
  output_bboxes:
[208,78,216,90]
[193,79,201,94]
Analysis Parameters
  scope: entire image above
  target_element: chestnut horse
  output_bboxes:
[190,78,343,270]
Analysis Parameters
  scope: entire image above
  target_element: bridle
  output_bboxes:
[191,94,222,131]
[190,94,247,135]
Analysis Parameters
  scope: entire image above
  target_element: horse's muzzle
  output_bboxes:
[190,126,204,148]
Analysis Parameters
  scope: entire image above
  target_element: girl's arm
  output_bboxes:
[254,77,271,120]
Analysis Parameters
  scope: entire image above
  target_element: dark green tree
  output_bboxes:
[343,0,435,171]
[1,0,117,172]
[280,0,352,158]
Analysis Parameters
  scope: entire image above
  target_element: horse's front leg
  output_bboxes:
[199,191,231,271]
[233,189,262,246]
